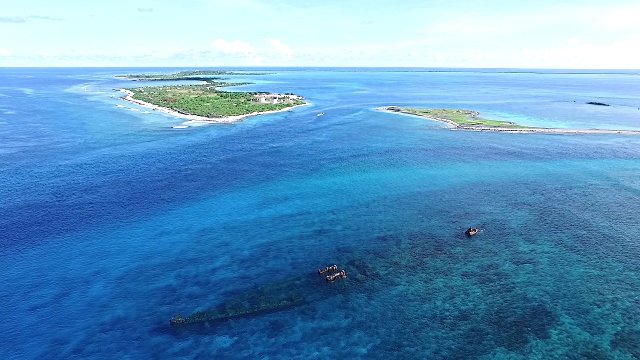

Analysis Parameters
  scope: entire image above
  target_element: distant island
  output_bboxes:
[117,71,306,123]
[117,70,270,82]
[381,106,640,135]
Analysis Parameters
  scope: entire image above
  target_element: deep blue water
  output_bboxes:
[1,67,640,359]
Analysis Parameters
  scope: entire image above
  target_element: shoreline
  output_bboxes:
[120,89,309,124]
[377,107,640,135]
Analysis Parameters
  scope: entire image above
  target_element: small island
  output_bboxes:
[117,71,307,123]
[386,107,529,129]
[381,106,640,135]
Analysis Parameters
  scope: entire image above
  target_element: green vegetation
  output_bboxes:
[130,85,305,118]
[119,70,269,81]
[121,71,304,119]
[387,107,530,128]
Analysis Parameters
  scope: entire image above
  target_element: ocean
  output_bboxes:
[1,67,640,359]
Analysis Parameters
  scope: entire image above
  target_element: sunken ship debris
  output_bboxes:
[170,264,351,328]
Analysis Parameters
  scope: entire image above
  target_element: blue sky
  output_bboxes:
[1,0,639,68]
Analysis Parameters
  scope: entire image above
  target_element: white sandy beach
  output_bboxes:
[120,89,309,124]
[377,107,640,135]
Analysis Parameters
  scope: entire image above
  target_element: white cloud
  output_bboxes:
[210,39,269,65]
[594,5,640,30]
[518,35,640,69]
[0,15,62,23]
[268,38,292,58]
[0,16,25,23]
[213,39,255,56]
[0,48,12,56]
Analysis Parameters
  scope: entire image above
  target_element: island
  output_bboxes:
[117,71,307,123]
[116,70,269,81]
[381,106,640,135]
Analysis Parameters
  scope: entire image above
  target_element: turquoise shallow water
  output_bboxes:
[1,68,640,359]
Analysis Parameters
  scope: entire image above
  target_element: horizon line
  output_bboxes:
[1,66,640,72]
